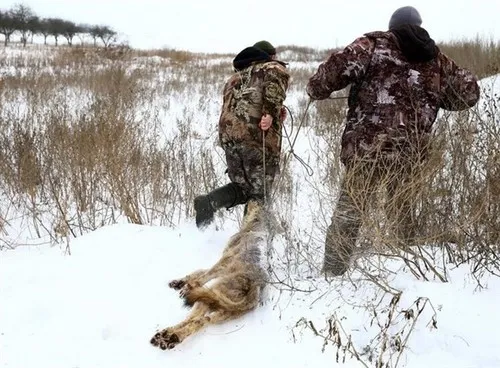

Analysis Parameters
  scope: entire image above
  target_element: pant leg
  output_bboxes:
[324,162,378,275]
[384,157,424,247]
[224,142,279,203]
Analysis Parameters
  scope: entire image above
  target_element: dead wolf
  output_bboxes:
[150,200,271,350]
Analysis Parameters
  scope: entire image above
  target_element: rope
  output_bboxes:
[263,95,349,203]
[282,95,348,175]
[280,98,314,177]
[262,129,266,205]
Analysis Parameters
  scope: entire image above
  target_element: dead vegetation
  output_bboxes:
[0,38,499,366]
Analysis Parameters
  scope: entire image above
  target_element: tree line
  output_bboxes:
[0,3,118,48]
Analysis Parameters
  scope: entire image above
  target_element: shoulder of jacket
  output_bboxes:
[357,31,399,52]
[224,72,242,88]
[258,60,289,75]
[343,34,378,53]
[363,30,392,40]
[227,72,241,83]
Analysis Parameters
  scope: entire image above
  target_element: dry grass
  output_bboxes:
[276,36,500,280]
[438,37,500,79]
[0,38,499,366]
[0,44,228,243]
[0,38,498,262]
[299,95,500,285]
[268,38,500,367]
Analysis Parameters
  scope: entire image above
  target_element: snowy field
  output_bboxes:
[1,45,500,368]
[2,217,500,368]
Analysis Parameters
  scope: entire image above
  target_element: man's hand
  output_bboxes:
[280,106,287,122]
[259,113,273,131]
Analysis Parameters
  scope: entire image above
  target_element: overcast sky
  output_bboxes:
[3,0,500,53]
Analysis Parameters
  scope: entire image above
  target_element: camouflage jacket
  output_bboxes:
[219,59,290,158]
[307,26,480,165]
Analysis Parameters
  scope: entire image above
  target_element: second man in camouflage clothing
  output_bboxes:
[307,6,480,275]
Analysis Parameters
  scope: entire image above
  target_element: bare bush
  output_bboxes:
[264,45,500,366]
[0,39,499,366]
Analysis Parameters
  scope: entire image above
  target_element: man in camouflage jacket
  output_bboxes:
[306,6,480,275]
[195,41,290,228]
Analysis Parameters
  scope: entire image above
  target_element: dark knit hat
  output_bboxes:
[232,46,271,71]
[253,40,276,56]
[389,6,422,29]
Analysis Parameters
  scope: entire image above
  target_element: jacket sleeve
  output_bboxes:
[262,63,290,121]
[306,36,374,100]
[439,53,480,111]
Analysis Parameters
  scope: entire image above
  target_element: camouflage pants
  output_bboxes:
[223,142,279,203]
[324,155,426,275]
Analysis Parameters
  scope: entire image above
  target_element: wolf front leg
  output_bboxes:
[150,302,210,350]
[151,305,245,350]
[169,258,230,291]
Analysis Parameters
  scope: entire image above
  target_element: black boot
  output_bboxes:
[194,183,246,229]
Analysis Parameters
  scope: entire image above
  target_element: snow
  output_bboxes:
[1,45,500,368]
[2,219,500,368]
[1,223,334,368]
[477,74,500,123]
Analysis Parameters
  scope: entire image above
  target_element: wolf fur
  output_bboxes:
[150,199,271,350]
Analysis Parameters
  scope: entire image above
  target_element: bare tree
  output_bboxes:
[38,18,50,45]
[10,3,36,47]
[27,15,40,44]
[89,25,116,48]
[76,23,90,46]
[0,10,16,46]
[100,26,117,48]
[89,25,100,47]
[61,20,78,46]
[47,17,65,46]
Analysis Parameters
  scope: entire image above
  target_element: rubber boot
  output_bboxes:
[194,183,246,229]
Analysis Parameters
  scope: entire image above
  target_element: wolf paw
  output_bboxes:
[179,281,200,299]
[168,279,186,290]
[150,329,181,350]
[179,284,190,298]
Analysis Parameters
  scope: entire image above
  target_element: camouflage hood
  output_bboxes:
[390,24,438,63]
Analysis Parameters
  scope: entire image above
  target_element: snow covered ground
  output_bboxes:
[1,47,500,368]
[2,218,500,368]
